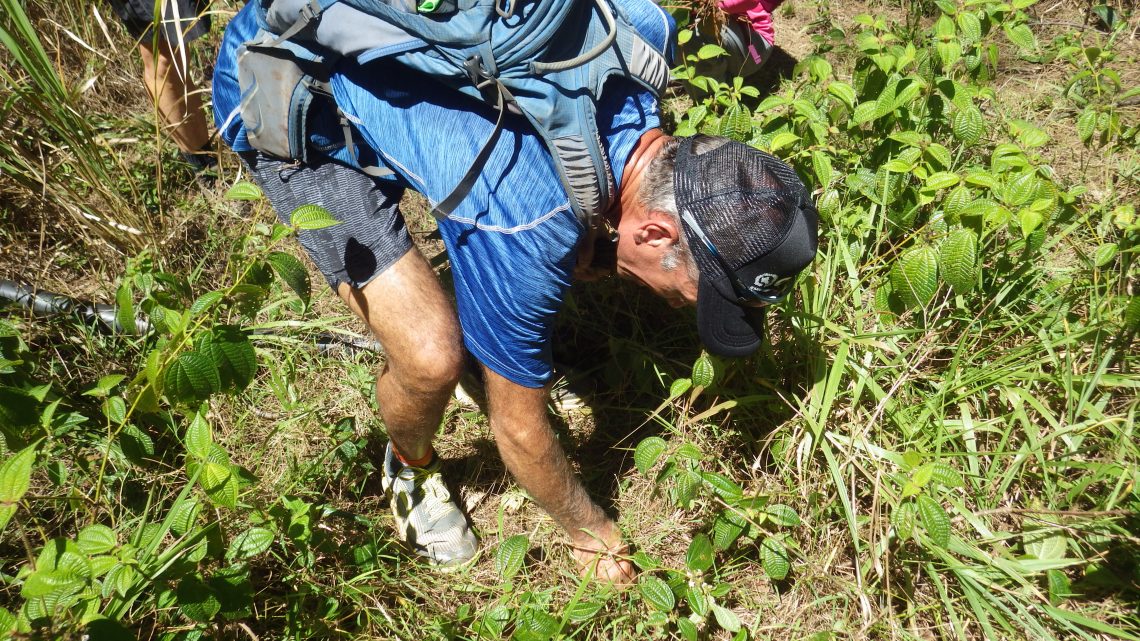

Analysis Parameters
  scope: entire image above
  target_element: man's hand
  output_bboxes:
[482,367,635,585]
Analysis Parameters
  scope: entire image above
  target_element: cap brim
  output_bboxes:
[696,276,766,357]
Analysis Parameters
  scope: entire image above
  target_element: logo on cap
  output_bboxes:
[749,273,791,295]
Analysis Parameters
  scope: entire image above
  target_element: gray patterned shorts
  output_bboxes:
[108,0,211,43]
[240,152,413,291]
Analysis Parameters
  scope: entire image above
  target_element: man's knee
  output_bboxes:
[386,338,464,397]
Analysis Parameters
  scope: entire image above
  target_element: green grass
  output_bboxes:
[0,0,1137,639]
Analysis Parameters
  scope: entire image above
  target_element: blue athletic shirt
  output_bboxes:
[214,0,675,388]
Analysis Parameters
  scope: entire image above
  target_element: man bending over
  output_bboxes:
[212,0,817,584]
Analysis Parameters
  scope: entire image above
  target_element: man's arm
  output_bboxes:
[482,367,635,583]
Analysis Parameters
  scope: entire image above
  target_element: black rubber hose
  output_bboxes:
[0,279,384,355]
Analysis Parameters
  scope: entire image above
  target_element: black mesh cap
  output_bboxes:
[674,136,819,357]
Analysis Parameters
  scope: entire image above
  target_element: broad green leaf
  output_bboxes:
[565,600,603,622]
[1025,530,1068,560]
[934,14,956,37]
[76,525,116,555]
[893,78,924,110]
[1019,209,1044,237]
[925,141,953,167]
[289,204,341,230]
[936,40,962,68]
[916,494,951,547]
[108,564,138,598]
[1077,109,1097,142]
[874,79,899,119]
[169,498,202,536]
[177,577,221,622]
[675,468,701,508]
[956,11,981,43]
[929,462,964,488]
[267,251,311,306]
[224,181,262,201]
[890,130,925,147]
[1124,296,1140,332]
[890,246,939,309]
[951,107,985,145]
[21,569,84,598]
[164,351,220,404]
[668,378,692,400]
[827,81,857,109]
[197,326,257,393]
[944,187,972,223]
[634,437,667,475]
[913,464,935,487]
[768,132,799,153]
[677,616,699,641]
[201,462,238,508]
[712,509,748,551]
[884,158,913,173]
[119,424,154,464]
[817,189,840,223]
[1046,569,1072,605]
[712,604,741,632]
[1004,171,1039,207]
[686,585,709,616]
[0,607,15,633]
[1003,23,1037,51]
[760,537,790,580]
[700,472,742,499]
[0,442,38,531]
[891,500,917,540]
[963,170,999,190]
[89,555,117,578]
[939,228,978,295]
[718,105,752,142]
[686,533,715,573]
[638,575,675,612]
[495,534,528,580]
[84,374,126,398]
[812,151,833,188]
[925,172,959,190]
[764,504,801,527]
[190,290,225,316]
[1094,243,1117,267]
[227,527,275,561]
[114,282,135,336]
[696,44,726,60]
[517,607,558,637]
[853,101,878,124]
[102,396,127,425]
[691,353,715,388]
[185,413,213,460]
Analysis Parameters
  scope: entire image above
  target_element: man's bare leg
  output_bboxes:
[336,248,463,461]
[483,370,635,585]
[138,40,210,154]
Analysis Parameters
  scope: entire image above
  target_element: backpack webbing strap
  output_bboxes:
[431,71,517,220]
[265,0,325,47]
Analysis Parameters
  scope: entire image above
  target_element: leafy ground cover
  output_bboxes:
[1,0,1138,639]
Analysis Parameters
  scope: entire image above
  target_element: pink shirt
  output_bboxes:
[719,0,779,46]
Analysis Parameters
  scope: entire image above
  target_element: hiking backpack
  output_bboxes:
[237,0,671,225]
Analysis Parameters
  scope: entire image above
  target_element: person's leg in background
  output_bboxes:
[138,37,213,169]
[108,0,216,177]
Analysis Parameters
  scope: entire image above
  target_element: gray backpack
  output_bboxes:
[236,0,670,224]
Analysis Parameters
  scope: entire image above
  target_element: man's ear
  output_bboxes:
[634,211,683,248]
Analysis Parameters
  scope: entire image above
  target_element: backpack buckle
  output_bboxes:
[463,55,499,103]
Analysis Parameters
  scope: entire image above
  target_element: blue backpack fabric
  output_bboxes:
[239,0,670,225]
